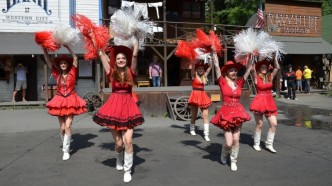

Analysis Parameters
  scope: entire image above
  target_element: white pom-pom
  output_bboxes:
[233,28,286,63]
[52,24,80,46]
[233,28,260,59]
[110,9,154,50]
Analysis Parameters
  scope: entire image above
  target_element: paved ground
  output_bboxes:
[0,93,331,186]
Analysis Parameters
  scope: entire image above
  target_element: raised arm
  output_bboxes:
[190,60,196,80]
[64,45,78,68]
[204,56,213,77]
[243,55,254,81]
[131,36,139,74]
[89,31,111,74]
[212,52,221,79]
[271,56,280,80]
[42,48,54,70]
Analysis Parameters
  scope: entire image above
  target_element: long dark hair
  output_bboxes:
[112,66,134,85]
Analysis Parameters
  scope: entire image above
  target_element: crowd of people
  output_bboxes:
[284,64,313,100]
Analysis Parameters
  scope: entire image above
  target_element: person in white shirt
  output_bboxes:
[12,63,28,102]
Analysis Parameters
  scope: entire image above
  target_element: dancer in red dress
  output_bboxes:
[250,58,280,153]
[188,57,213,141]
[91,34,144,183]
[42,45,87,160]
[210,52,253,171]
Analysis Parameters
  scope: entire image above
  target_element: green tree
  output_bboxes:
[207,0,259,25]
[322,0,332,15]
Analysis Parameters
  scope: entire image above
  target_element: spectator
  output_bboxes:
[12,63,28,102]
[149,54,162,87]
[284,64,297,100]
[295,66,303,92]
[303,65,313,94]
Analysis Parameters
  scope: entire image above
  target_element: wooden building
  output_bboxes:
[265,0,332,89]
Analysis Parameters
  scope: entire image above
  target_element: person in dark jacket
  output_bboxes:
[284,64,297,100]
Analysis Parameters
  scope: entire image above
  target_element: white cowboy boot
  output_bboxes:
[253,131,261,151]
[220,145,229,165]
[123,152,133,183]
[190,124,196,136]
[116,150,124,171]
[62,134,71,161]
[265,132,277,153]
[230,147,239,171]
[203,123,210,141]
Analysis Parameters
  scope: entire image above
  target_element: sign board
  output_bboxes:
[0,0,100,33]
[265,0,322,37]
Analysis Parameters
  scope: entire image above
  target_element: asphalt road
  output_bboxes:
[0,93,331,186]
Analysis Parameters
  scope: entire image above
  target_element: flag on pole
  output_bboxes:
[255,0,264,29]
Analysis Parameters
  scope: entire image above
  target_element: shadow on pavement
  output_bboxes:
[100,144,152,175]
[71,133,97,155]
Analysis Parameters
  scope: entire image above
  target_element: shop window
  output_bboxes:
[78,59,95,79]
[182,1,201,19]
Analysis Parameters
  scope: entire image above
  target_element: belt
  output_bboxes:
[193,88,204,91]
[57,89,75,98]
[223,102,240,107]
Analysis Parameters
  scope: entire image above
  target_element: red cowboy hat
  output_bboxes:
[221,61,243,75]
[109,45,133,68]
[255,60,270,71]
[195,62,209,71]
[54,55,73,69]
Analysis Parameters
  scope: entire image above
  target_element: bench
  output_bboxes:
[137,81,150,87]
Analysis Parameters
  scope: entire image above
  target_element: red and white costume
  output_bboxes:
[46,66,87,116]
[93,68,144,130]
[188,77,212,109]
[249,75,278,116]
[210,76,251,131]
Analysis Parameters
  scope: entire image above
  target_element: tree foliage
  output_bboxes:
[206,0,259,26]
[323,0,332,15]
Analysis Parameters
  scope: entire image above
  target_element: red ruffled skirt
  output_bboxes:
[211,103,251,131]
[93,92,144,130]
[188,90,212,109]
[46,93,87,116]
[250,94,278,116]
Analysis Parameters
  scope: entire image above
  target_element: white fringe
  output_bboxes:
[233,28,286,63]
[52,24,80,46]
[110,9,154,49]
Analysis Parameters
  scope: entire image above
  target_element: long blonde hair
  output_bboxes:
[196,71,208,84]
[258,72,272,83]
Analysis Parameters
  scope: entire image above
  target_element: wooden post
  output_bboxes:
[43,61,49,102]
[276,71,281,97]
[96,60,101,92]
[163,0,168,86]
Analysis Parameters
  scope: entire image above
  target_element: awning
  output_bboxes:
[272,36,332,54]
[0,33,85,55]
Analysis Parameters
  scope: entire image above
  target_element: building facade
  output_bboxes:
[265,0,332,89]
[0,0,101,102]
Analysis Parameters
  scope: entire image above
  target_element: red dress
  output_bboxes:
[188,77,212,109]
[249,75,278,116]
[93,69,144,130]
[46,66,87,116]
[210,77,251,131]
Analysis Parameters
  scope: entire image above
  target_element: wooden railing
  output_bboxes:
[102,19,248,49]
